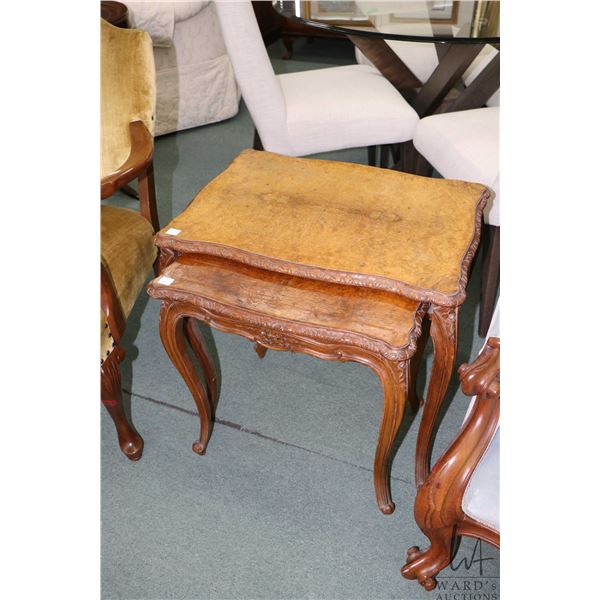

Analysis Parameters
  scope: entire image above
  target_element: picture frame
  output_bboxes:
[389,1,459,25]
[303,1,371,26]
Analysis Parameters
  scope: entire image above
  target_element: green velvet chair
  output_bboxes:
[100,18,158,460]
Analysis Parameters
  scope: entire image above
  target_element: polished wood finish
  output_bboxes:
[156,150,489,307]
[448,52,500,113]
[415,305,458,487]
[155,149,489,489]
[402,338,500,591]
[251,1,283,47]
[148,254,429,514]
[101,118,158,460]
[101,1,128,28]
[344,37,498,121]
[479,224,500,337]
[412,43,485,118]
[101,121,153,200]
[101,345,143,460]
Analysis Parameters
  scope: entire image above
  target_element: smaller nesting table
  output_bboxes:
[149,150,489,513]
[148,254,428,514]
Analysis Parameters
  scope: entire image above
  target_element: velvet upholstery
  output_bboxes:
[101,18,156,178]
[101,206,157,321]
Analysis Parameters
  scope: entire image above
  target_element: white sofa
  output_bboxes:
[125,1,240,136]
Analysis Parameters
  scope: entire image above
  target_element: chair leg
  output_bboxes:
[401,527,455,591]
[122,184,139,199]
[379,144,391,168]
[367,146,377,166]
[479,224,500,337]
[253,128,264,151]
[101,346,143,461]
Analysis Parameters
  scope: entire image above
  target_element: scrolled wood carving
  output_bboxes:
[401,337,500,590]
[149,286,427,363]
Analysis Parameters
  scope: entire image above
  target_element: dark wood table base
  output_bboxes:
[148,254,433,514]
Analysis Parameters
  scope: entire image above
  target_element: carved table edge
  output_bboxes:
[147,281,429,363]
[154,187,489,309]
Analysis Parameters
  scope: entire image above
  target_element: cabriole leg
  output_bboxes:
[372,359,409,515]
[159,302,214,455]
[101,346,143,461]
[415,306,458,487]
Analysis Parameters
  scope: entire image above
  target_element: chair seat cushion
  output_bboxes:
[462,427,499,532]
[101,205,157,322]
[277,64,419,156]
[414,107,499,225]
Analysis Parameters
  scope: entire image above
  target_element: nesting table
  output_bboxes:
[148,150,489,513]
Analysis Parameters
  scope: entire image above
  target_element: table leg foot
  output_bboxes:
[192,440,207,455]
[159,302,215,455]
[415,306,458,487]
[373,359,409,515]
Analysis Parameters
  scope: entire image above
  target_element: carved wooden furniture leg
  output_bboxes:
[372,359,409,515]
[402,338,500,591]
[148,256,430,513]
[159,301,214,455]
[150,150,489,512]
[184,317,219,411]
[101,346,143,461]
[415,305,458,487]
[402,529,454,591]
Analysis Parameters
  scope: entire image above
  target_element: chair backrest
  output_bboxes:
[214,1,291,153]
[101,18,156,178]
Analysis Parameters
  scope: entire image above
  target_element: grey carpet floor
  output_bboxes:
[102,38,499,600]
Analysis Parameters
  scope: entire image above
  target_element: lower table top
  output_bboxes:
[148,254,426,360]
[156,150,489,306]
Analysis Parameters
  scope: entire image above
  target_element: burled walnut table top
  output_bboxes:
[156,150,489,306]
[149,254,427,360]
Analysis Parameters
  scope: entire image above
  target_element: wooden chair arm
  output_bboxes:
[101,120,153,200]
[101,262,126,344]
[414,338,500,530]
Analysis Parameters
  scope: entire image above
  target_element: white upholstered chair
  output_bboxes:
[214,1,419,159]
[413,106,499,336]
[402,301,499,591]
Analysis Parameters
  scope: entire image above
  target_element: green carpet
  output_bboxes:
[102,38,499,600]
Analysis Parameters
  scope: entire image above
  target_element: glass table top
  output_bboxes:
[274,1,500,44]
